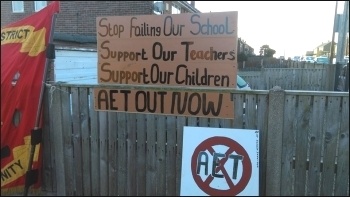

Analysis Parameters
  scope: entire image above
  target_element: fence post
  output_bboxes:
[266,86,285,196]
[46,44,55,84]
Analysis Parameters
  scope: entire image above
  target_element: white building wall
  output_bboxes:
[55,49,98,84]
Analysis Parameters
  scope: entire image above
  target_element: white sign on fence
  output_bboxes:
[180,126,259,196]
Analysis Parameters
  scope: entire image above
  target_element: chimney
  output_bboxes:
[191,1,195,7]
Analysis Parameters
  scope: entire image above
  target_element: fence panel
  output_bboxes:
[238,66,335,91]
[238,71,262,90]
[41,85,349,196]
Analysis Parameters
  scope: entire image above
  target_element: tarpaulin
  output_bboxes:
[1,1,60,194]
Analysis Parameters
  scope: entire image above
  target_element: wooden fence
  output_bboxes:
[238,63,336,91]
[39,84,349,196]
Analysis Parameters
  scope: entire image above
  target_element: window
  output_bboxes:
[153,1,163,15]
[34,1,47,12]
[12,1,24,13]
[165,3,169,12]
[172,4,181,14]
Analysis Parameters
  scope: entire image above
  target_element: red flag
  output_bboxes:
[1,1,60,194]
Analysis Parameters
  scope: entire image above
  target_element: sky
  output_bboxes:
[194,1,346,58]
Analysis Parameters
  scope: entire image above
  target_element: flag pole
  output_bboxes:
[23,12,57,196]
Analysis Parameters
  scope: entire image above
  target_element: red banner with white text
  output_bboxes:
[1,1,60,194]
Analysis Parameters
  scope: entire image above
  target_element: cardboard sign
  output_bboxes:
[94,88,234,119]
[95,12,238,118]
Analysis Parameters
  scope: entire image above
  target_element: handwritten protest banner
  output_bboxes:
[95,12,238,119]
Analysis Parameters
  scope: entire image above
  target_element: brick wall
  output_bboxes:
[1,1,153,35]
[1,1,40,27]
[55,1,153,35]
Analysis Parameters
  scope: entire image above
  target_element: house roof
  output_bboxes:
[317,41,337,48]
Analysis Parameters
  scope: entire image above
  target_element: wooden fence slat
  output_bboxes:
[166,116,176,195]
[146,114,157,195]
[265,69,272,90]
[117,112,127,196]
[301,69,309,90]
[311,69,319,90]
[136,113,146,195]
[315,69,323,91]
[187,117,198,126]
[61,87,74,196]
[294,95,311,196]
[294,69,300,90]
[285,69,293,90]
[220,118,233,128]
[245,93,257,129]
[307,96,326,196]
[156,115,166,195]
[88,88,100,196]
[334,96,349,196]
[232,93,244,128]
[79,88,91,196]
[321,96,341,195]
[108,112,117,196]
[198,117,208,127]
[256,94,268,196]
[276,69,284,89]
[127,113,137,196]
[209,117,220,128]
[176,116,186,196]
[281,95,297,196]
[51,85,65,195]
[71,87,83,195]
[98,111,108,196]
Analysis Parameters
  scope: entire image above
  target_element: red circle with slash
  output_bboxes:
[191,136,252,196]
